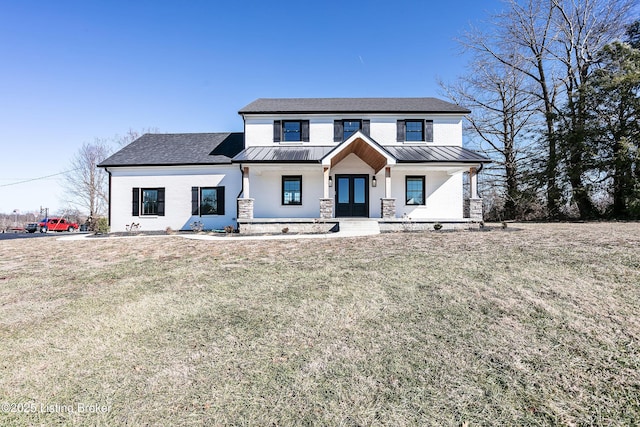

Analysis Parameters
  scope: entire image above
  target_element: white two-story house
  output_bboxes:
[99,97,490,233]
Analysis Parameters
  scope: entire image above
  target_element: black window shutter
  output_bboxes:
[217,186,225,215]
[425,120,433,142]
[273,120,281,142]
[397,120,405,142]
[191,187,199,216]
[301,120,310,142]
[362,120,370,137]
[157,188,165,216]
[333,120,343,142]
[132,188,139,216]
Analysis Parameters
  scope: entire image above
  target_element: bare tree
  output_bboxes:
[62,139,112,218]
[457,0,635,219]
[441,53,539,219]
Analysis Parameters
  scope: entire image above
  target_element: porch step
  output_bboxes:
[338,219,380,236]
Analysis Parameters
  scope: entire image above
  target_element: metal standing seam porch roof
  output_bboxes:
[232,145,491,164]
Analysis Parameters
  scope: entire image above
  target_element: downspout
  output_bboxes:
[236,163,244,230]
[475,162,484,198]
[237,163,244,199]
[105,167,112,227]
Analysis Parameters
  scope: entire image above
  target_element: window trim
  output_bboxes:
[282,120,302,142]
[282,175,302,206]
[398,119,433,143]
[275,120,309,143]
[405,119,425,142]
[192,186,225,216]
[342,119,362,140]
[133,187,165,216]
[334,119,368,142]
[405,176,426,206]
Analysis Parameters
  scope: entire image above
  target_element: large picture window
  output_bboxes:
[132,187,165,216]
[405,176,425,205]
[282,176,302,205]
[192,186,225,215]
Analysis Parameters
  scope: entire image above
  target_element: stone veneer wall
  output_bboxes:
[238,220,338,235]
[381,198,396,219]
[319,198,334,219]
[469,198,483,221]
[237,198,254,219]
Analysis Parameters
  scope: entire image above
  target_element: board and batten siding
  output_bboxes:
[108,165,241,232]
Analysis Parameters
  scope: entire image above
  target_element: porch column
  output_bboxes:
[470,167,478,199]
[238,166,254,219]
[468,167,483,221]
[319,198,333,219]
[381,167,396,219]
[385,167,392,198]
[323,167,330,198]
[243,166,250,198]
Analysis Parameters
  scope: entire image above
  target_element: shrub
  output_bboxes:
[224,225,234,234]
[433,222,443,231]
[281,227,289,234]
[95,217,109,234]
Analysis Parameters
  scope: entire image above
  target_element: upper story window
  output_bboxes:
[283,121,302,141]
[274,120,309,142]
[333,119,370,142]
[397,120,433,142]
[405,120,424,141]
[343,120,361,139]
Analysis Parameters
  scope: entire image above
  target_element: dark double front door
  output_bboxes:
[335,174,369,217]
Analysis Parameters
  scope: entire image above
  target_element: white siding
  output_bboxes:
[249,166,324,218]
[243,114,464,147]
[107,165,241,232]
[390,168,464,219]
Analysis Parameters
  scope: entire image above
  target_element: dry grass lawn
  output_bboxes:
[0,223,639,425]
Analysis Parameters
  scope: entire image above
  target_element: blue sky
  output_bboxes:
[0,0,504,215]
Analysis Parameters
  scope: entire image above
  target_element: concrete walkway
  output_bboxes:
[57,221,380,242]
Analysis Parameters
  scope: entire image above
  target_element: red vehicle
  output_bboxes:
[39,217,79,233]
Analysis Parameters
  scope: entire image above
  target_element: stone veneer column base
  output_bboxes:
[237,198,254,219]
[381,198,396,219]
[469,198,483,221]
[319,198,333,219]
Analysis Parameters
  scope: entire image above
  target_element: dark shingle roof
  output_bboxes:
[239,98,470,115]
[233,145,490,163]
[98,133,244,167]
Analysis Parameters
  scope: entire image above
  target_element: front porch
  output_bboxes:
[232,131,489,226]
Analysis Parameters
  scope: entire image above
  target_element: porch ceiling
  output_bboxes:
[329,137,389,172]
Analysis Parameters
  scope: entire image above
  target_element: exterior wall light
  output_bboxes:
[372,176,377,187]
[328,176,333,187]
